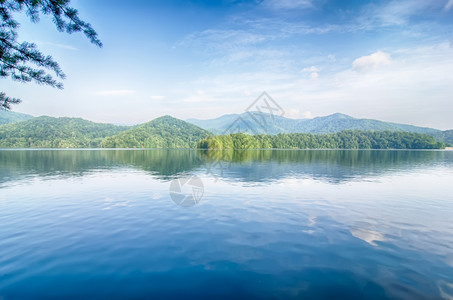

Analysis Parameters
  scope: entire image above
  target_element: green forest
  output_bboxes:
[99,116,210,148]
[198,131,445,150]
[0,114,448,149]
[0,116,128,148]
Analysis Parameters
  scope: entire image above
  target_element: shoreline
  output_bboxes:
[0,148,450,151]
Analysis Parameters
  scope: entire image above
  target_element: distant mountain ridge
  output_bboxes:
[0,112,451,148]
[0,110,34,124]
[187,112,441,135]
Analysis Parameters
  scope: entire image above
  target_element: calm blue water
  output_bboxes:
[0,149,453,299]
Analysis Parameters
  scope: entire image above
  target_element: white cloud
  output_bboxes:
[301,66,319,73]
[302,111,314,119]
[98,90,135,96]
[286,109,315,119]
[309,72,319,79]
[150,95,165,100]
[445,0,453,10]
[302,66,320,79]
[352,51,391,72]
[171,42,453,129]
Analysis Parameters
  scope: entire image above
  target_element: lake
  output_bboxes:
[0,149,452,299]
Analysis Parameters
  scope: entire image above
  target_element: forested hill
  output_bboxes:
[0,116,128,148]
[99,116,210,148]
[198,131,445,150]
[0,114,449,149]
[0,110,34,125]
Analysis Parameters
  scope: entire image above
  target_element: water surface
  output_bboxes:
[0,149,452,299]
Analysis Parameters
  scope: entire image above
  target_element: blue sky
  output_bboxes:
[3,0,453,128]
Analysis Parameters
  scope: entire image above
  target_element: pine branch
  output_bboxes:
[0,38,66,78]
[0,91,21,110]
[0,0,102,110]
[1,60,64,88]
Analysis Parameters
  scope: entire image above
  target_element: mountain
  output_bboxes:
[0,116,129,148]
[0,113,449,149]
[431,130,453,145]
[187,112,441,135]
[187,114,245,134]
[0,110,34,124]
[99,115,210,148]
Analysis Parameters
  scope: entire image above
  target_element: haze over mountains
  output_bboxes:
[0,110,452,147]
[187,112,453,145]
[187,112,441,135]
[0,110,33,125]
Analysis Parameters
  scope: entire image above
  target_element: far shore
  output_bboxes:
[0,148,451,151]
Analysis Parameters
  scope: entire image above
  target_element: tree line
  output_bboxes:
[198,131,445,149]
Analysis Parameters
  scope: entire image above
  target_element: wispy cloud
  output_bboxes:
[150,95,165,100]
[98,90,135,96]
[35,41,78,51]
[358,0,449,28]
[260,0,314,10]
[176,0,445,60]
[176,29,268,52]
[301,66,319,72]
[172,42,453,128]
[445,0,453,10]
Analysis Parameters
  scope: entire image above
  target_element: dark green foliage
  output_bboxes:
[0,91,20,109]
[198,131,445,150]
[1,0,101,109]
[100,116,211,149]
[0,116,128,148]
[0,106,33,124]
[0,114,447,149]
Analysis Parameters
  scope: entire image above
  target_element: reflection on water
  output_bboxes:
[0,149,202,182]
[0,149,452,299]
[203,149,453,184]
[350,227,386,246]
[1,149,451,184]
